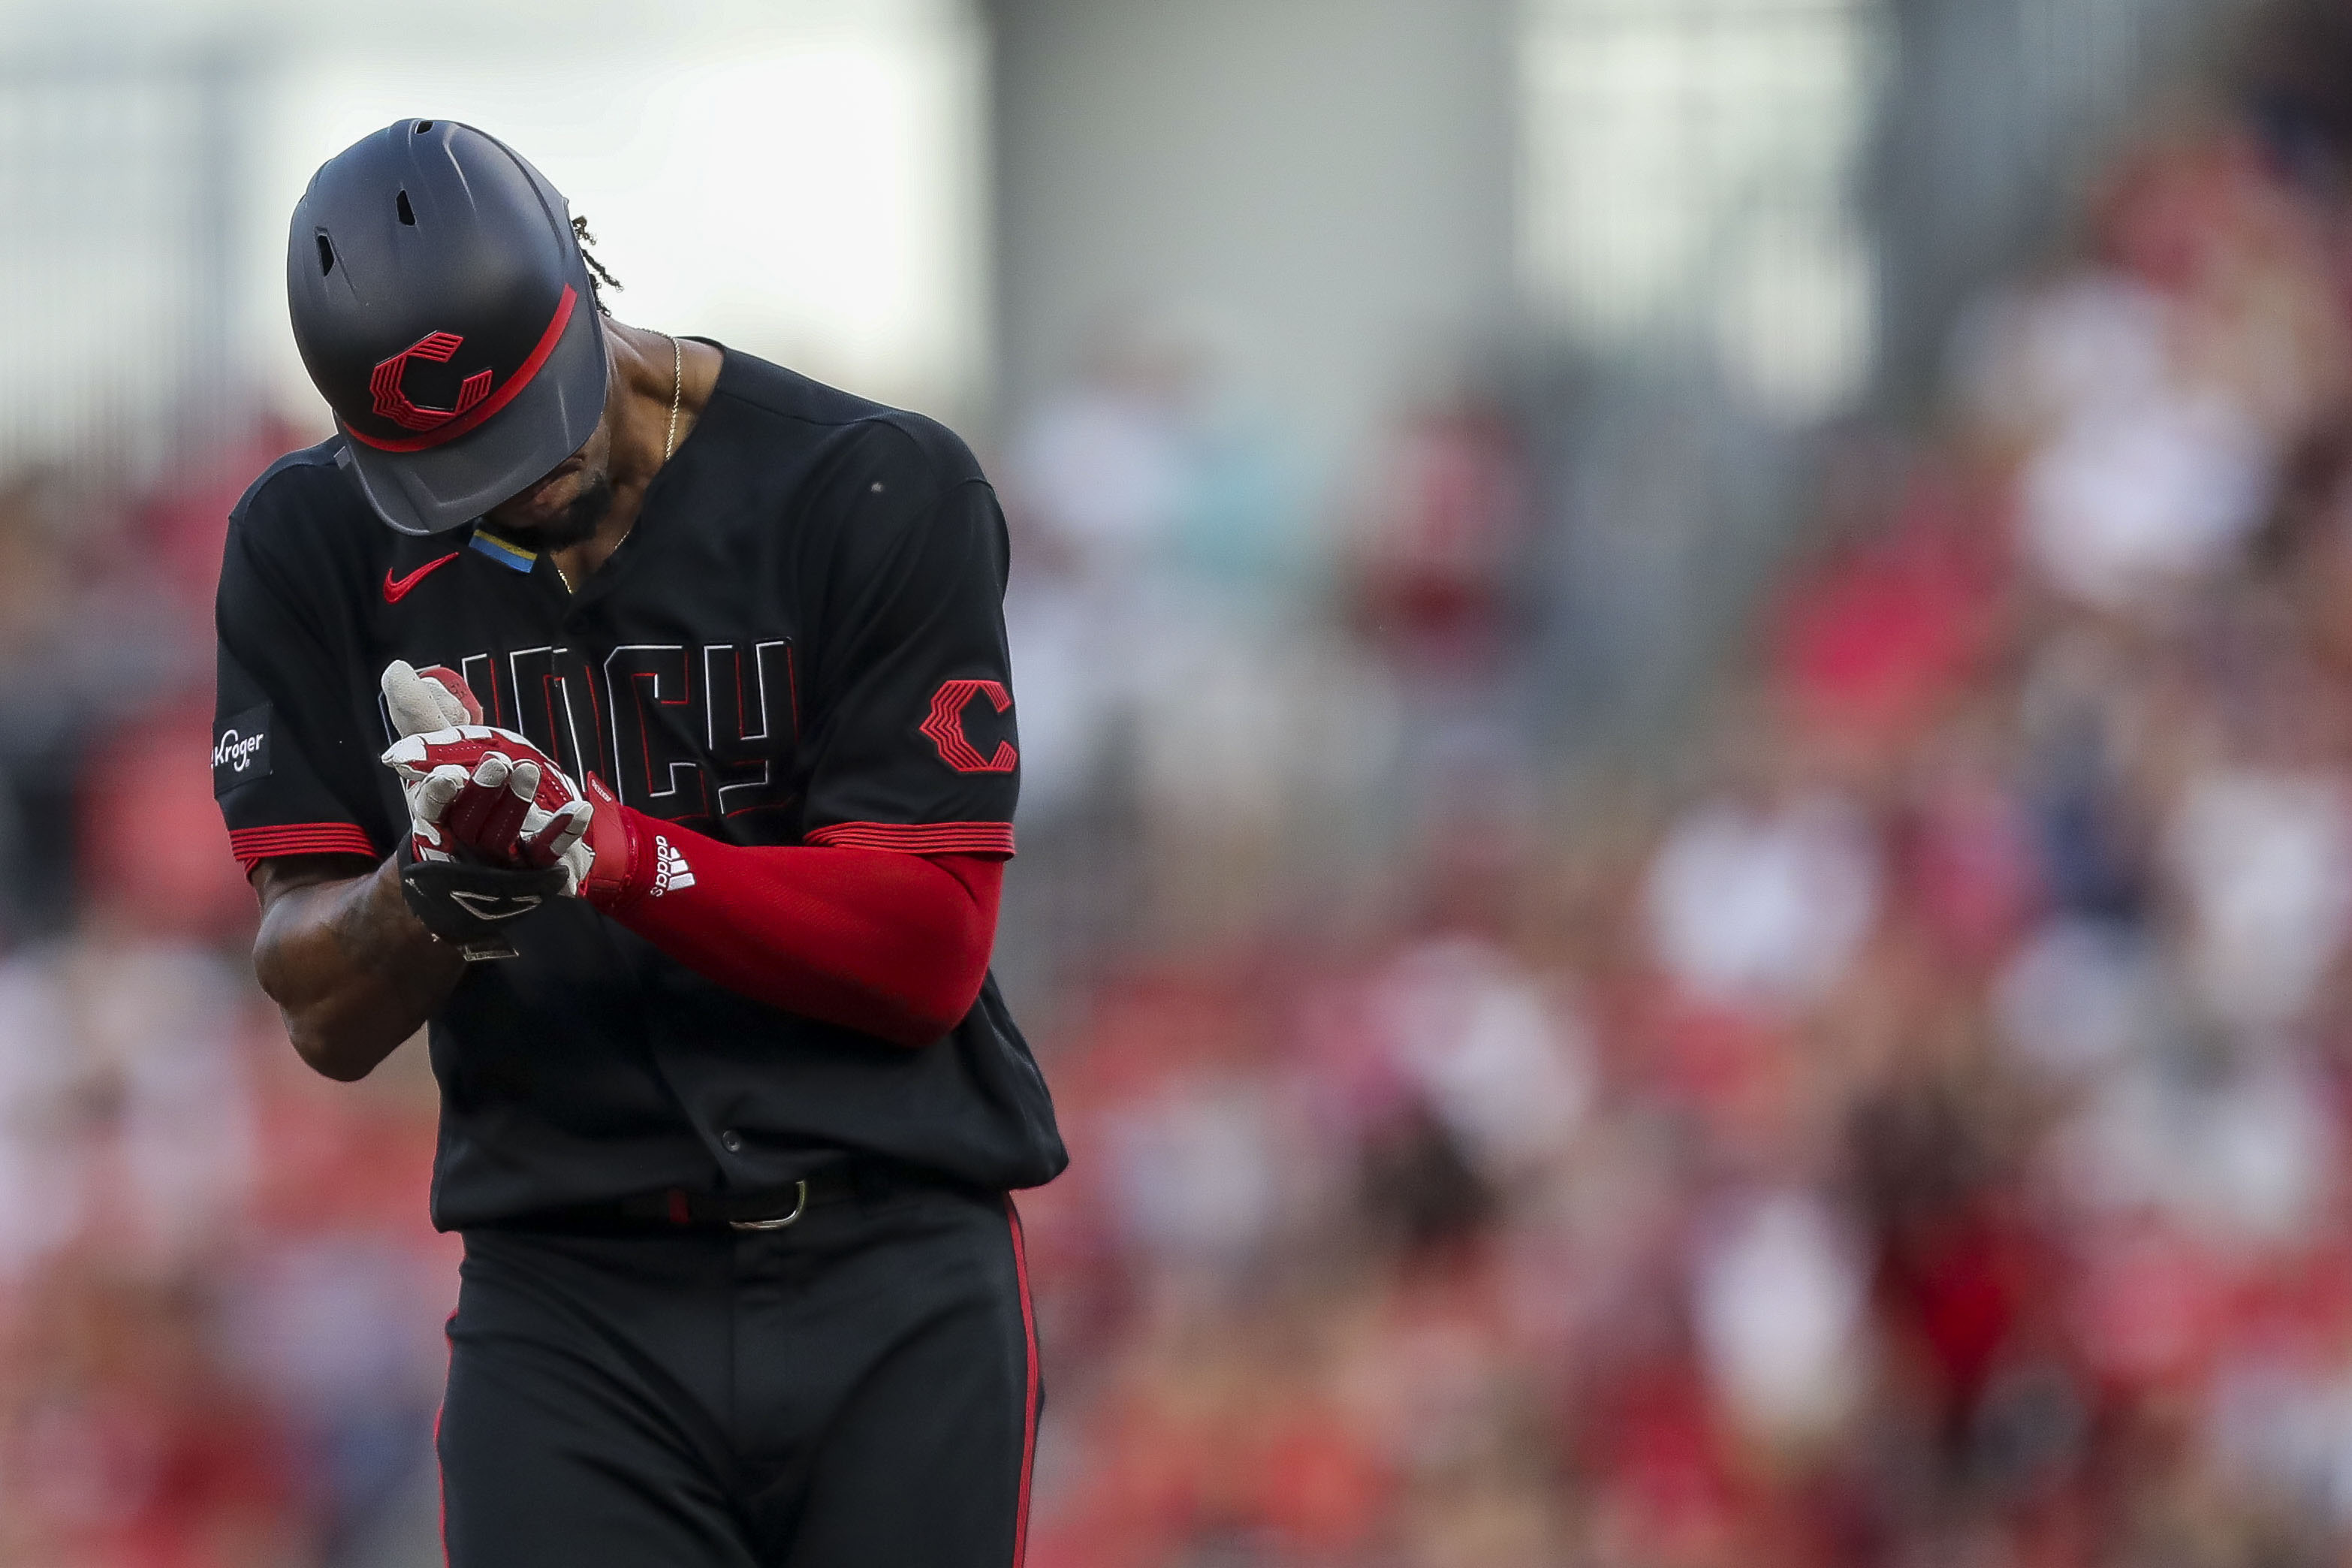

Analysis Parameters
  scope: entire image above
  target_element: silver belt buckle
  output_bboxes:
[728,1179,810,1232]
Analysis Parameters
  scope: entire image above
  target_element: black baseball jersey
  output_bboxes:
[213,345,1066,1229]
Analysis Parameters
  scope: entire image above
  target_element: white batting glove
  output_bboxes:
[378,662,596,893]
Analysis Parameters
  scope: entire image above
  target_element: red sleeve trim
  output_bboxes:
[801,821,1015,857]
[228,822,381,873]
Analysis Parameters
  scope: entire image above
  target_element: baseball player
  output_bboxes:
[212,119,1064,1566]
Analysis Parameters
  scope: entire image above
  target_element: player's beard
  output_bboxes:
[506,471,614,553]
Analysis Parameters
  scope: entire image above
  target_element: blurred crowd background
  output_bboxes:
[8,0,2352,1563]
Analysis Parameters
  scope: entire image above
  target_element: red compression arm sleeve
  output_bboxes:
[597,811,1003,1047]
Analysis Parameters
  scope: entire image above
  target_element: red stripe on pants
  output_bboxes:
[438,1307,457,1566]
[1006,1197,1039,1567]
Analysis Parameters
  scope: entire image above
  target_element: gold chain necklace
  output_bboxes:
[664,331,682,461]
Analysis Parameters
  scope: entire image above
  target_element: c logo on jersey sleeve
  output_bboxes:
[921,680,1017,774]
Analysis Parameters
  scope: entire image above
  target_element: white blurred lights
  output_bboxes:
[252,5,988,422]
[0,1,988,469]
[1519,0,1883,421]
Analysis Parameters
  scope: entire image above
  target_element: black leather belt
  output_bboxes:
[498,1160,979,1235]
[513,1164,864,1234]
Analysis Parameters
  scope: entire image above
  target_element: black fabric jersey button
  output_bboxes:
[720,1130,743,1153]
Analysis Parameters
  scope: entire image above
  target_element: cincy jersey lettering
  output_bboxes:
[397,641,801,823]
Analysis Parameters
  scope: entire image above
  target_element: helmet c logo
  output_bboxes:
[370,331,493,432]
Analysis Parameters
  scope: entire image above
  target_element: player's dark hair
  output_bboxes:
[571,215,623,313]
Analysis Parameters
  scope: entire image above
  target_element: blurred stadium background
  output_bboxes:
[7,0,2352,1561]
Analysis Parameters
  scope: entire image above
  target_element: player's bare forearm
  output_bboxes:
[250,854,466,1081]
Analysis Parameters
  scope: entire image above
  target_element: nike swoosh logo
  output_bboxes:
[384,551,462,604]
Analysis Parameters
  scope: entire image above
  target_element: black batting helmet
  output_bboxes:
[288,119,610,537]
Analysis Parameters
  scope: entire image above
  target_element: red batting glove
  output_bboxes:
[378,659,596,887]
[571,772,647,910]
[378,662,659,906]
[381,726,593,873]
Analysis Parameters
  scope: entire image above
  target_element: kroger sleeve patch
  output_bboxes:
[212,704,273,795]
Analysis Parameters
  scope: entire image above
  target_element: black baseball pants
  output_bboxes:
[436,1181,1039,1567]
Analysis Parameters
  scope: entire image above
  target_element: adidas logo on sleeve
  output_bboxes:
[651,835,695,897]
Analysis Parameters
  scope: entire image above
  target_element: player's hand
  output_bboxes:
[379,662,595,891]
[387,730,590,865]
[375,663,652,909]
[382,659,485,736]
